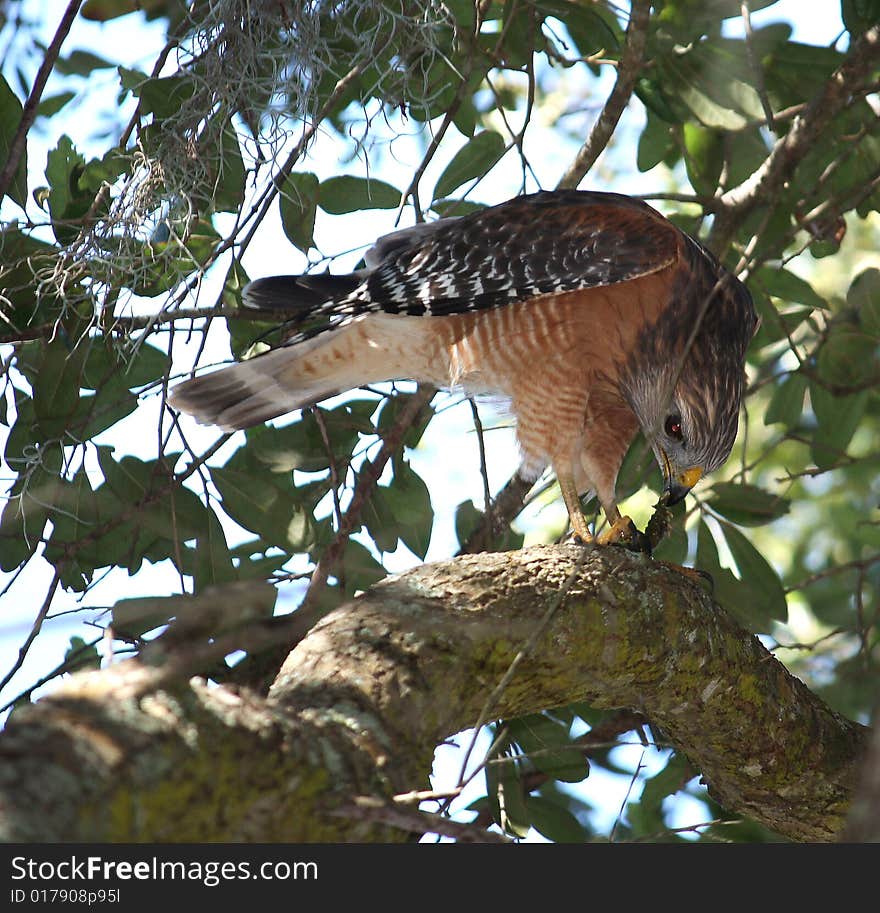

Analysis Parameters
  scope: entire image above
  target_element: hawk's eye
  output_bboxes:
[664,414,684,442]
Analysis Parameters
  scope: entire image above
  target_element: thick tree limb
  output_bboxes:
[0,546,867,842]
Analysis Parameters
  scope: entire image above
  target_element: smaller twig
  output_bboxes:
[297,386,435,614]
[0,568,61,697]
[0,0,83,203]
[311,406,344,532]
[741,1,777,134]
[332,796,512,843]
[556,0,651,189]
[609,749,646,842]
[468,398,493,522]
[784,555,880,595]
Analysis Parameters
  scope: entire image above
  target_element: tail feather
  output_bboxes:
[170,312,438,431]
[242,274,361,312]
[168,345,343,431]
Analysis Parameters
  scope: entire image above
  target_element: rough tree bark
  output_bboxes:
[0,545,868,843]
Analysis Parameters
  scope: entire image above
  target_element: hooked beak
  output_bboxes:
[659,456,703,507]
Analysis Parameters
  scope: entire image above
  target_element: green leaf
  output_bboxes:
[385,459,433,559]
[818,326,878,389]
[431,199,487,218]
[683,123,723,194]
[764,372,807,428]
[695,520,769,632]
[249,403,366,474]
[499,0,536,66]
[719,523,788,623]
[848,268,880,336]
[32,337,84,438]
[432,131,506,201]
[338,539,386,595]
[629,752,691,835]
[42,470,101,589]
[0,229,62,327]
[376,392,434,449]
[112,595,176,637]
[82,0,165,21]
[135,75,198,119]
[97,449,210,543]
[279,172,320,253]
[212,119,246,214]
[37,91,76,119]
[708,482,790,527]
[64,636,101,671]
[361,484,400,554]
[193,510,238,592]
[117,66,148,97]
[82,339,169,389]
[526,795,588,842]
[454,499,483,548]
[55,50,117,76]
[0,471,56,571]
[453,497,523,553]
[756,264,827,310]
[212,466,313,552]
[664,75,748,129]
[45,135,91,244]
[540,1,620,55]
[0,75,27,208]
[809,383,868,470]
[317,176,401,214]
[637,112,675,172]
[507,714,589,783]
[841,0,880,35]
[635,76,682,124]
[485,742,531,838]
[71,379,138,441]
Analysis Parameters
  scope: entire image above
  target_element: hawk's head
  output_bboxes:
[622,240,758,505]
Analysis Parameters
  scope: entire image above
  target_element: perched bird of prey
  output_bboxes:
[170,190,757,546]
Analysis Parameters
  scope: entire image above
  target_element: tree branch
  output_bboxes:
[0,0,83,205]
[556,0,651,190]
[708,23,880,252]
[0,546,866,842]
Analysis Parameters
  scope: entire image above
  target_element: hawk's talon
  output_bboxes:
[596,515,651,555]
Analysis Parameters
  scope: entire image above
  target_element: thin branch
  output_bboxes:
[0,0,83,203]
[296,385,436,614]
[556,0,651,189]
[0,568,61,696]
[468,398,493,519]
[741,1,777,134]
[333,796,512,843]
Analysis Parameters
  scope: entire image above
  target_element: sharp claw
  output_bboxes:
[598,516,651,555]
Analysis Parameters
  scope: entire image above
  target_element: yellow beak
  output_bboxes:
[663,464,704,506]
[678,466,703,490]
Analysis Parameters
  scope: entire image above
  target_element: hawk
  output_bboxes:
[169,190,757,546]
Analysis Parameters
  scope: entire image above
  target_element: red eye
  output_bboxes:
[665,415,683,442]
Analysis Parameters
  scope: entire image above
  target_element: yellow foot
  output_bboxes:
[596,515,652,554]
